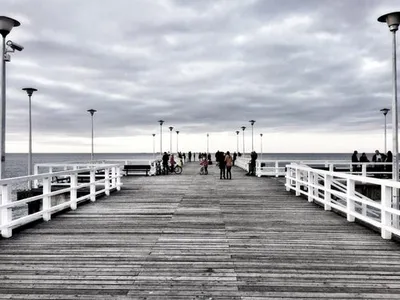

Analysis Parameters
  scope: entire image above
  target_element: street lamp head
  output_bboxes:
[241,126,246,131]
[169,126,173,131]
[87,109,97,116]
[22,87,37,97]
[381,108,390,115]
[6,40,23,51]
[152,133,156,137]
[249,120,256,126]
[176,131,179,134]
[0,16,20,38]
[236,130,239,135]
[158,120,164,125]
[378,12,400,32]
[260,133,263,137]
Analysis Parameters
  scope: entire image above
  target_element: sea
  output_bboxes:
[4,152,355,179]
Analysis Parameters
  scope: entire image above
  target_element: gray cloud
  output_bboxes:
[1,0,399,152]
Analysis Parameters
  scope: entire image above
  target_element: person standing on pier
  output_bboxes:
[162,152,169,175]
[225,151,233,179]
[249,151,258,176]
[188,151,192,162]
[217,151,226,179]
[170,154,176,172]
[351,151,359,172]
[233,152,237,166]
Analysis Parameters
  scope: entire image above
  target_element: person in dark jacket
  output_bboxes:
[162,152,169,175]
[351,150,359,172]
[249,151,258,176]
[218,151,226,179]
[385,151,393,178]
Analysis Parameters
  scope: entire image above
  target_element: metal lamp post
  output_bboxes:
[207,133,209,154]
[0,16,20,178]
[381,108,390,153]
[260,133,263,160]
[241,126,246,155]
[378,11,400,230]
[152,133,156,159]
[249,120,255,152]
[22,87,37,188]
[169,126,173,153]
[236,130,239,153]
[176,131,179,153]
[87,109,96,161]
[158,120,164,155]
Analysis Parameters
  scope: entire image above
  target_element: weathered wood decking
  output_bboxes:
[1,162,400,299]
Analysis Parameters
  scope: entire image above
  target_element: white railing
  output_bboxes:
[0,164,123,238]
[235,156,250,172]
[255,160,393,178]
[285,163,400,240]
[35,159,159,178]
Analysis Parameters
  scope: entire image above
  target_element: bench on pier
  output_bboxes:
[123,165,151,176]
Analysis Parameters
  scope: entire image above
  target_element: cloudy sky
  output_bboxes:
[1,0,400,154]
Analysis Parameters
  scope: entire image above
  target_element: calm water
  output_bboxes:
[4,152,355,179]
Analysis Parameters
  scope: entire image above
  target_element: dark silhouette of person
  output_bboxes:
[250,151,258,176]
[217,151,226,179]
[351,150,359,172]
[359,153,369,163]
[233,152,237,166]
[386,151,393,178]
[188,151,192,162]
[162,152,169,175]
[372,150,386,177]
[207,153,212,165]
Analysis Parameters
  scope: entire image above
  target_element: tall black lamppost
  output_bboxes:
[169,126,173,153]
[378,11,400,228]
[152,133,156,159]
[241,126,246,155]
[260,133,263,160]
[0,16,21,178]
[22,87,37,188]
[207,133,209,154]
[176,130,179,153]
[249,120,256,152]
[158,120,164,155]
[381,108,390,153]
[236,130,239,153]
[87,109,97,161]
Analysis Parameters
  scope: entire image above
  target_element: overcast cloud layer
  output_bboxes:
[1,0,400,153]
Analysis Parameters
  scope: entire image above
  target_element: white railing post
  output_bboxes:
[314,173,319,199]
[42,176,52,221]
[111,166,116,189]
[324,174,332,211]
[116,166,122,191]
[33,164,39,188]
[381,185,392,239]
[346,178,355,222]
[105,168,110,196]
[1,184,12,238]
[308,171,313,202]
[285,166,291,192]
[295,167,301,196]
[362,164,367,177]
[275,161,279,177]
[90,169,96,202]
[329,164,334,172]
[70,173,78,210]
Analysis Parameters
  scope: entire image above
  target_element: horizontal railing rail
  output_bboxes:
[285,163,400,240]
[0,164,123,238]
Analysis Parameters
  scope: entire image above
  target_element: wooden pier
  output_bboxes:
[1,163,400,299]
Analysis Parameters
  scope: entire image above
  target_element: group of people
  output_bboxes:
[351,150,393,176]
[215,151,234,179]
[161,152,183,174]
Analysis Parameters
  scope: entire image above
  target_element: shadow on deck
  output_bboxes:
[1,162,400,299]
